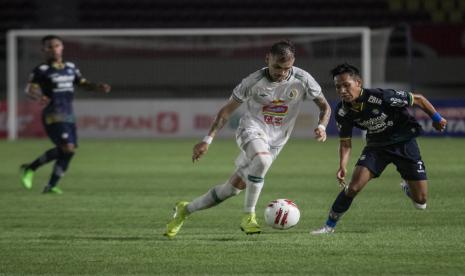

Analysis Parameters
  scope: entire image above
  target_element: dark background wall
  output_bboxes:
[1,0,464,100]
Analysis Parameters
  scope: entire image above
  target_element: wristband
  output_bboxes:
[317,124,326,131]
[431,112,442,123]
[202,135,213,144]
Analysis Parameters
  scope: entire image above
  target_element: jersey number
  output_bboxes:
[264,115,283,126]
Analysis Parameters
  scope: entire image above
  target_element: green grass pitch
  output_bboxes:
[1,138,464,275]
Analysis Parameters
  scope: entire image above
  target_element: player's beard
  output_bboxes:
[272,74,286,82]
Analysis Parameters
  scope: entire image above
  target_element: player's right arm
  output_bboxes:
[335,104,353,186]
[192,98,242,163]
[337,138,351,186]
[26,83,49,105]
[25,68,49,105]
[25,82,43,100]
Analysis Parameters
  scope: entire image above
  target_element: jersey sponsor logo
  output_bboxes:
[389,97,408,107]
[356,113,390,133]
[372,108,380,115]
[262,105,288,116]
[262,100,288,126]
[51,75,75,83]
[368,95,382,105]
[338,108,347,117]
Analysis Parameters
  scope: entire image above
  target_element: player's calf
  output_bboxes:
[400,180,427,210]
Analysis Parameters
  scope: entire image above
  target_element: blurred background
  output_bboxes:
[1,0,464,139]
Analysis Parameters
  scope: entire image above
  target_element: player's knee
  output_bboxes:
[250,153,273,177]
[345,185,361,197]
[60,144,76,154]
[230,174,246,190]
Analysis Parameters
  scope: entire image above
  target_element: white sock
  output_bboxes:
[187,182,241,213]
[244,180,264,213]
[242,140,273,214]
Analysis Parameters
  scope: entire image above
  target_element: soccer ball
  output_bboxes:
[264,199,300,230]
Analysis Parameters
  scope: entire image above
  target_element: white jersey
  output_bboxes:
[232,66,323,148]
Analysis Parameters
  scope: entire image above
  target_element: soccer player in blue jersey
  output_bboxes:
[19,35,111,194]
[312,63,447,234]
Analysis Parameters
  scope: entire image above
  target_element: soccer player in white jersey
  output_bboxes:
[164,40,331,238]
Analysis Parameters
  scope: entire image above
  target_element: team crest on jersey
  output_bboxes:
[338,108,347,117]
[288,89,298,99]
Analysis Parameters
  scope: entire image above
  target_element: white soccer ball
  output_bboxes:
[264,199,300,230]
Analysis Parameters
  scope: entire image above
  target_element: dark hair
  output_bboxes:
[270,40,295,59]
[330,63,361,79]
[41,35,63,45]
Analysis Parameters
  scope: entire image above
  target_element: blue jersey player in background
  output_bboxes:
[20,35,111,194]
[312,63,447,234]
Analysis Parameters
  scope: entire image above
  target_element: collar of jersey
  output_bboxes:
[50,61,65,69]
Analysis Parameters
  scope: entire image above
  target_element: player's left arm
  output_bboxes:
[73,66,111,93]
[78,79,111,94]
[411,93,447,132]
[312,95,331,142]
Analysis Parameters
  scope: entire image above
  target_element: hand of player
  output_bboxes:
[39,95,50,106]
[314,126,327,142]
[97,83,111,93]
[336,167,347,189]
[192,142,209,163]
[432,118,447,132]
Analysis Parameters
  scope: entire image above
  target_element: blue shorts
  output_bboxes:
[44,122,78,147]
[356,138,427,181]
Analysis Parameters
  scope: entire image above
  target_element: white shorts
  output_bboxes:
[234,129,283,181]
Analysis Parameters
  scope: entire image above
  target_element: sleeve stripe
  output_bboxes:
[408,92,414,106]
[231,93,243,103]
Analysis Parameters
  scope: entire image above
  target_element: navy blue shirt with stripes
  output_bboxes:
[335,88,423,147]
[29,62,84,124]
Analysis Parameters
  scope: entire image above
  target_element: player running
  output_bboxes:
[164,40,331,238]
[312,63,447,234]
[19,35,111,194]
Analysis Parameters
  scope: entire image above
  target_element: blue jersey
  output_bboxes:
[29,62,84,124]
[335,88,423,147]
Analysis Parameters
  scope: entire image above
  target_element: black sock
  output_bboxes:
[326,191,354,228]
[28,148,60,171]
[47,151,74,187]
